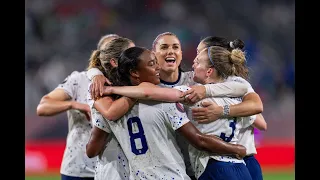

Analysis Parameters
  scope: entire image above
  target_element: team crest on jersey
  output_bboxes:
[175,102,185,113]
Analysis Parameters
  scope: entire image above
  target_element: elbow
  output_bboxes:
[260,123,267,131]
[36,97,48,116]
[254,103,263,114]
[86,144,99,158]
[101,110,116,121]
[192,133,207,151]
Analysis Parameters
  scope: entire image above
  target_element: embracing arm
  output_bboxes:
[252,113,267,131]
[177,122,246,158]
[104,82,185,102]
[94,96,136,121]
[204,81,248,97]
[86,126,109,158]
[36,89,72,116]
[228,92,263,117]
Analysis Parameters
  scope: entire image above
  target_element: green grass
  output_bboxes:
[26,171,294,180]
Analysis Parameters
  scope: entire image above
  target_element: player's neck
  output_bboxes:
[160,69,179,83]
[205,77,223,84]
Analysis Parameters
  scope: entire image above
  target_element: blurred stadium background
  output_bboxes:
[25,0,295,179]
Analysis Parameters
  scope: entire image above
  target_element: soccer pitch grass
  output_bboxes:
[25,171,294,180]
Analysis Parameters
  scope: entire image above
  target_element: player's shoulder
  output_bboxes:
[226,76,251,85]
[65,71,88,82]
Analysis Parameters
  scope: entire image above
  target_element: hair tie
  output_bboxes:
[229,41,235,49]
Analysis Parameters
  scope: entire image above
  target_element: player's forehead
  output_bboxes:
[197,48,208,60]
[197,41,206,53]
[157,35,180,46]
[139,49,153,63]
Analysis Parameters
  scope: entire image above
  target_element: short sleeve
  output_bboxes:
[91,108,111,133]
[87,68,103,81]
[55,71,81,100]
[240,115,256,129]
[162,102,190,131]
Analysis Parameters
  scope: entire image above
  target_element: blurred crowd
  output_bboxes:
[25,0,295,140]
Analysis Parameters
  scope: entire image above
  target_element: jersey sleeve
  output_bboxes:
[240,115,256,129]
[55,71,81,100]
[204,81,248,98]
[91,108,111,133]
[87,68,103,81]
[162,102,190,131]
[228,76,255,96]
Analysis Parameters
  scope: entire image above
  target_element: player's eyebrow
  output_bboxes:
[160,43,180,46]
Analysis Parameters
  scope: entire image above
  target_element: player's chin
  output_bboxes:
[162,66,178,73]
[151,76,161,85]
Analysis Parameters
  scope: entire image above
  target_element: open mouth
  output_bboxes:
[156,72,160,77]
[165,57,176,64]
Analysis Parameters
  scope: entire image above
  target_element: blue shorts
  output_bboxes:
[198,159,252,180]
[61,174,94,180]
[244,155,263,180]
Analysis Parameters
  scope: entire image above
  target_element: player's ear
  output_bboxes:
[206,67,214,77]
[110,58,118,67]
[130,69,139,78]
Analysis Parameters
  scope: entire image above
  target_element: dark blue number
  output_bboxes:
[127,117,148,155]
[219,118,236,142]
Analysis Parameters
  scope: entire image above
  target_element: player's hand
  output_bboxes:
[71,102,91,121]
[234,144,246,159]
[102,86,113,95]
[90,75,112,100]
[182,85,206,104]
[192,101,223,123]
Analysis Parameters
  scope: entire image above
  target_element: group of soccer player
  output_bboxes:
[36,32,267,180]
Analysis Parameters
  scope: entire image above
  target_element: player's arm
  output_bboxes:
[252,113,267,131]
[87,68,114,99]
[36,72,90,119]
[166,103,246,158]
[183,81,248,103]
[178,122,246,158]
[93,96,136,121]
[86,108,111,158]
[86,126,109,158]
[103,82,187,102]
[228,92,263,117]
[36,89,73,116]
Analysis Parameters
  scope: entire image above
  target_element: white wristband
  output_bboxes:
[87,68,103,81]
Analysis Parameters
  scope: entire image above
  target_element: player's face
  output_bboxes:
[137,50,161,85]
[192,48,212,84]
[196,41,206,55]
[154,35,182,74]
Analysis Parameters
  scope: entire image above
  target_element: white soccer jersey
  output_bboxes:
[92,100,192,180]
[226,76,258,156]
[237,126,257,155]
[174,85,256,179]
[87,85,131,180]
[55,71,96,177]
[158,70,196,177]
[158,70,196,88]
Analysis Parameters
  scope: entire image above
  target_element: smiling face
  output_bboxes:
[136,50,161,85]
[153,35,182,74]
[192,48,213,84]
